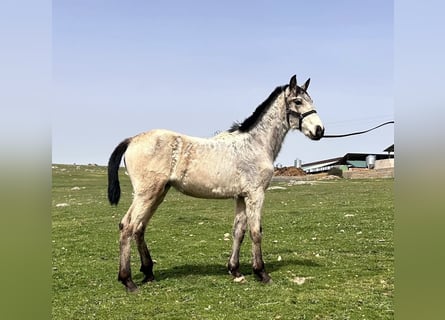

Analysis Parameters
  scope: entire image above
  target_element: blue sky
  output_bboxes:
[52,0,394,165]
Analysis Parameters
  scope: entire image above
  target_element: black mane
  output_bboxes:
[228,85,287,133]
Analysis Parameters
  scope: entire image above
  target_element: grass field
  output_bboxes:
[52,165,394,319]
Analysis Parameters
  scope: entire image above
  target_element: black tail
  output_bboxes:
[108,138,131,205]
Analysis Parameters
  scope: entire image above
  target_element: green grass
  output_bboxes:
[52,165,394,319]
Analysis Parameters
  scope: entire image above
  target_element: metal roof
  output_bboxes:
[301,157,342,168]
[384,144,394,153]
[301,159,341,171]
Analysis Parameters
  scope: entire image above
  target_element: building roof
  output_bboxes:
[339,153,393,162]
[301,158,342,172]
[384,144,394,153]
[300,156,342,168]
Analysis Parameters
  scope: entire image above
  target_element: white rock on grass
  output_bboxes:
[56,203,69,207]
[291,276,314,285]
[267,186,287,191]
[233,275,247,283]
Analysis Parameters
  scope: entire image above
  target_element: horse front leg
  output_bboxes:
[228,197,247,278]
[246,191,271,283]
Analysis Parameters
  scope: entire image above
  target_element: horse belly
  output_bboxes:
[170,154,242,199]
[168,137,246,198]
[170,172,240,199]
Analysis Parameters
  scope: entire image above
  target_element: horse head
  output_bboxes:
[285,75,324,140]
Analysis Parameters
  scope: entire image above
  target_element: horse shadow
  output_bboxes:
[135,256,322,282]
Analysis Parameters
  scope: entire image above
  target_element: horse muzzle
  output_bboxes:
[310,125,324,140]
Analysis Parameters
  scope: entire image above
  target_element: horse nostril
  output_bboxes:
[316,125,324,138]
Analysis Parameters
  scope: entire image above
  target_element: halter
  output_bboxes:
[284,89,318,130]
[286,108,318,131]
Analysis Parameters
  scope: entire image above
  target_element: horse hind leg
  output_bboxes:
[135,226,155,283]
[135,184,170,283]
[118,181,169,292]
[118,207,138,292]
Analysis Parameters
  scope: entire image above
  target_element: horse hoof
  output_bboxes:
[126,283,139,293]
[142,275,156,283]
[254,270,272,283]
[262,277,273,284]
[120,279,138,292]
[127,287,139,293]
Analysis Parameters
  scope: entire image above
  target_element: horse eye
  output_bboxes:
[295,100,303,105]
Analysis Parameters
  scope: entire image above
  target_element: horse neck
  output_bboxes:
[247,93,290,161]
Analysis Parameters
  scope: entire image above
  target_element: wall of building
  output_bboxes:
[374,158,394,169]
[343,167,394,179]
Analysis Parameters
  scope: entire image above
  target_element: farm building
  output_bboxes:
[301,144,394,174]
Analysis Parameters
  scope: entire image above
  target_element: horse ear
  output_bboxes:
[301,78,310,91]
[289,75,297,90]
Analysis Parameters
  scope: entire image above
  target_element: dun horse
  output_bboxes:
[108,75,324,291]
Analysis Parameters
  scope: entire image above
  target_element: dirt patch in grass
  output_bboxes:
[273,166,306,176]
